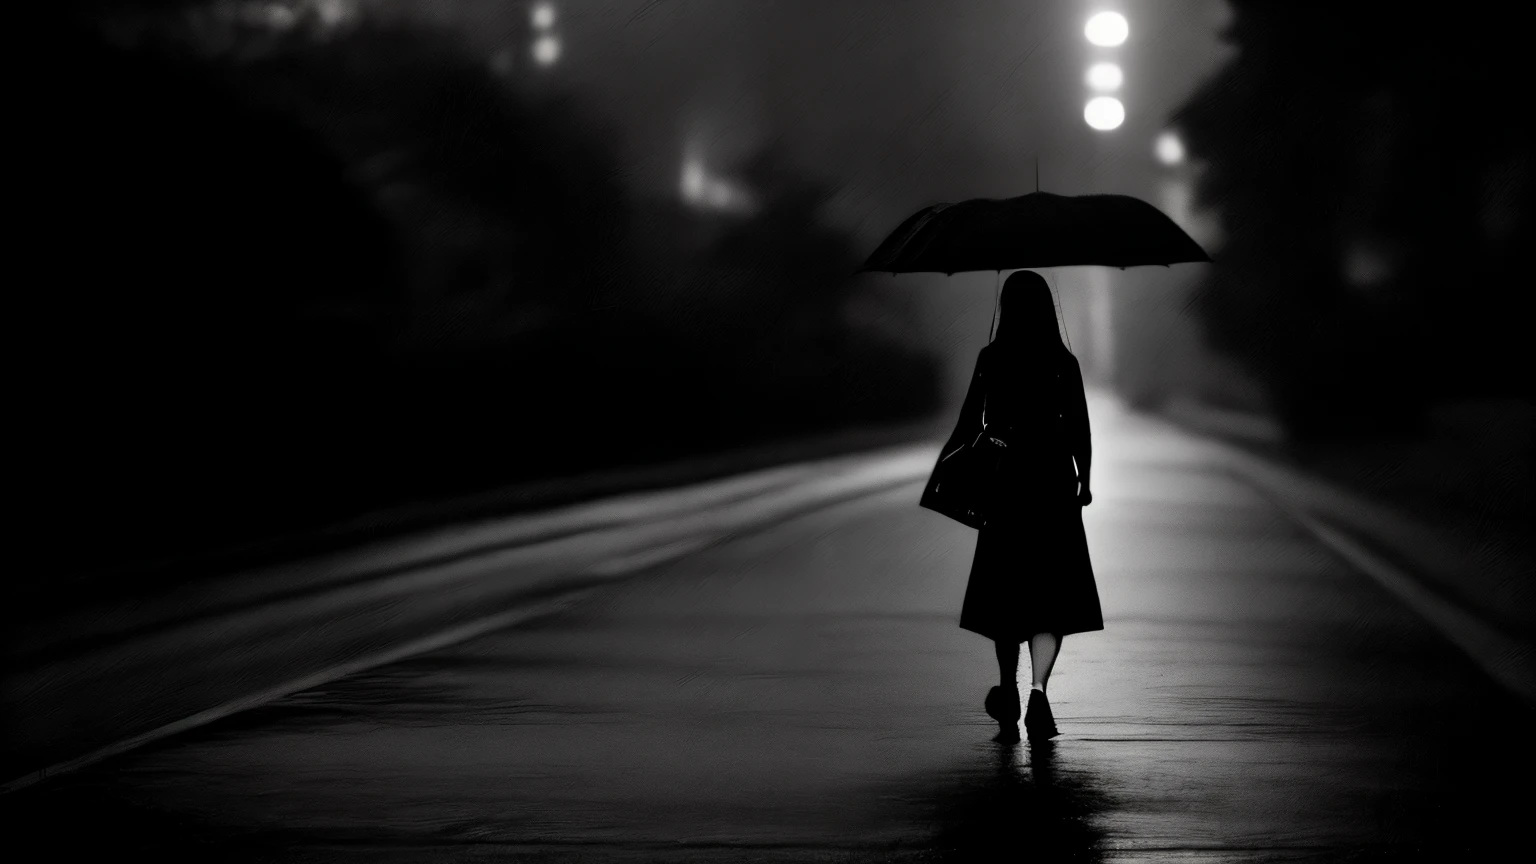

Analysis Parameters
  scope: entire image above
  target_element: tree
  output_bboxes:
[1171,2,1534,438]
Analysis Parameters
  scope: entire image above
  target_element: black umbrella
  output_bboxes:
[859,191,1211,275]
[870,190,1210,532]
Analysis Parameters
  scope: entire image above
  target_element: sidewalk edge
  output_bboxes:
[1221,460,1536,710]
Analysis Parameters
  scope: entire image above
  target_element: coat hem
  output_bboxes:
[959,621,1104,642]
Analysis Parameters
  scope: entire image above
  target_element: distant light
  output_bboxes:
[1086,62,1123,91]
[531,2,556,29]
[532,35,561,66]
[1084,97,1125,131]
[681,159,706,201]
[679,155,756,213]
[1345,244,1391,288]
[315,0,350,27]
[1155,131,1185,164]
[1085,12,1129,47]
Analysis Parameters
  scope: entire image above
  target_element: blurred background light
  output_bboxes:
[1086,62,1123,91]
[679,153,756,213]
[531,2,556,30]
[1156,131,1185,164]
[1344,243,1392,288]
[680,158,706,201]
[1085,11,1129,47]
[1085,96,1125,130]
[533,34,561,66]
[314,0,351,28]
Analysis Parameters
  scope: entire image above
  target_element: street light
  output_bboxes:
[1084,96,1125,130]
[531,2,556,30]
[1085,11,1129,47]
[1086,62,1123,91]
[1155,132,1185,165]
[532,34,561,66]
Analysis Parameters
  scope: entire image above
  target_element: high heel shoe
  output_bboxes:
[1024,688,1059,740]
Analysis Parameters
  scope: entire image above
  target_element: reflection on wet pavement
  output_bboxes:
[3,404,1533,862]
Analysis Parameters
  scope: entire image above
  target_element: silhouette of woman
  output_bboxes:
[942,270,1102,742]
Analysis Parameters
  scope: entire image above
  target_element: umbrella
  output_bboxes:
[859,191,1211,275]
[869,190,1210,532]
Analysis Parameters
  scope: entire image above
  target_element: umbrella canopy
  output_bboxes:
[859,191,1211,274]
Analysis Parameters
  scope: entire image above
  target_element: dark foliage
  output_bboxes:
[1171,2,1534,438]
[16,8,941,586]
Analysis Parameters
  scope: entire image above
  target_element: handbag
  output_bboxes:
[919,397,1010,530]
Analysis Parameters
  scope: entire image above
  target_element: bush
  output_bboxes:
[1171,2,1534,440]
[17,9,941,584]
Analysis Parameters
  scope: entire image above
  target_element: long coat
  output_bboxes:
[944,343,1103,641]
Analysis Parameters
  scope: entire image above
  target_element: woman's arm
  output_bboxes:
[1066,356,1092,501]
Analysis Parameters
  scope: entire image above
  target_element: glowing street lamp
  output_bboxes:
[1084,96,1125,131]
[1155,131,1185,165]
[532,34,561,66]
[1085,11,1129,46]
[1086,62,1123,91]
[530,2,556,30]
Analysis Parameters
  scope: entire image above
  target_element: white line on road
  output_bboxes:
[1281,507,1535,707]
[3,454,935,796]
[1230,469,1536,708]
[1,588,602,796]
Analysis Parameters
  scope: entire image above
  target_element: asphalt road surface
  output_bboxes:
[5,400,1532,862]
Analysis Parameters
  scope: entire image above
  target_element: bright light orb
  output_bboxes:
[1085,12,1129,47]
[531,2,556,29]
[1084,97,1125,130]
[532,35,561,66]
[1086,62,1123,91]
[1155,131,1185,164]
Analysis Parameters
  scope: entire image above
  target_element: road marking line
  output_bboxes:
[0,588,602,796]
[1235,472,1535,708]
[3,461,934,795]
[584,536,721,577]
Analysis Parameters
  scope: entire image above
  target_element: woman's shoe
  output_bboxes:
[984,685,1021,723]
[985,685,1021,742]
[984,685,1021,741]
[1024,688,1059,740]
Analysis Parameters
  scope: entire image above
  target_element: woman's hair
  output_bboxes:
[994,270,1068,354]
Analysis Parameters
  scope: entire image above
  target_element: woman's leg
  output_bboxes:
[1028,632,1062,691]
[994,639,1019,689]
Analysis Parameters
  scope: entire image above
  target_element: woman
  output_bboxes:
[943,269,1102,743]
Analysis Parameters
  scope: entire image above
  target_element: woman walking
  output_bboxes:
[943,270,1102,743]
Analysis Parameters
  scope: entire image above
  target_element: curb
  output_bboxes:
[1271,502,1535,707]
[1153,407,1536,708]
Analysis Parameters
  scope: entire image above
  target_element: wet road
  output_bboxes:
[6,401,1532,862]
